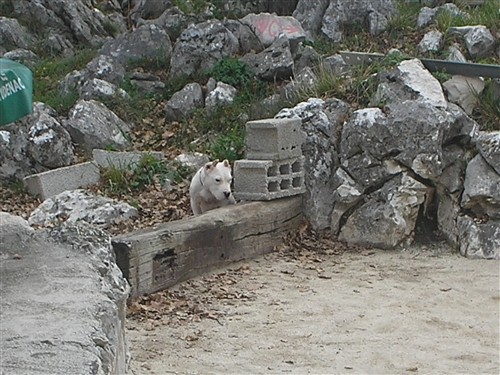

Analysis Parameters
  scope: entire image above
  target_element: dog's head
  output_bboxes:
[203,159,233,201]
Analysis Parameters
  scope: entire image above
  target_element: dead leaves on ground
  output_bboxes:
[127,266,256,326]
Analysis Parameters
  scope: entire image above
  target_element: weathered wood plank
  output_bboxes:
[112,196,303,297]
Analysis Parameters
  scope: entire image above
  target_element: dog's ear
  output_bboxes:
[222,159,230,167]
[204,161,213,171]
[211,160,219,168]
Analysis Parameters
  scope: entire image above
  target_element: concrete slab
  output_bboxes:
[93,149,164,169]
[0,216,129,375]
[23,162,100,200]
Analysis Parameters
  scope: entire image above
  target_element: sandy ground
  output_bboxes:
[126,243,500,375]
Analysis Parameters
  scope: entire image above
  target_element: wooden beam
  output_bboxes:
[112,196,303,298]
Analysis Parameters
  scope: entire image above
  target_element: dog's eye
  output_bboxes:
[215,178,221,183]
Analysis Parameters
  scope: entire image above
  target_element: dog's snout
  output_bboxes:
[224,191,231,198]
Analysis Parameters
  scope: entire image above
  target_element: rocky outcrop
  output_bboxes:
[29,189,138,229]
[0,217,130,375]
[64,100,131,153]
[0,103,74,182]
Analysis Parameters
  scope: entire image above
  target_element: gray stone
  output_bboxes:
[339,173,427,249]
[0,103,75,182]
[78,78,130,101]
[463,25,496,59]
[2,49,39,69]
[240,34,294,81]
[418,30,443,53]
[276,98,351,230]
[23,162,100,201]
[457,216,500,259]
[292,0,330,41]
[174,152,210,170]
[223,19,265,55]
[93,149,165,170]
[293,45,322,74]
[281,66,318,102]
[205,81,238,114]
[29,189,138,229]
[169,20,239,80]
[417,7,437,29]
[0,220,129,374]
[461,154,500,220]
[46,33,74,57]
[322,54,349,76]
[137,7,194,41]
[447,43,468,62]
[99,24,173,67]
[240,12,306,52]
[437,190,461,247]
[129,74,165,95]
[12,0,125,49]
[65,100,131,153]
[321,0,396,42]
[330,167,363,234]
[0,211,34,249]
[164,82,204,121]
[372,58,447,109]
[85,54,126,86]
[0,17,33,51]
[443,75,485,115]
[130,0,170,22]
[476,131,500,175]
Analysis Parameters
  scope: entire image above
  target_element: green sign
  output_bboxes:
[0,58,33,126]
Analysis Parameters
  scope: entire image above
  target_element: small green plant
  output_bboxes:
[209,127,245,162]
[100,155,192,196]
[472,79,500,131]
[205,58,254,88]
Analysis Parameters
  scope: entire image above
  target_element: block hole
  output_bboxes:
[292,161,301,172]
[279,164,290,175]
[268,181,279,192]
[280,179,291,190]
[292,177,302,187]
[267,166,278,177]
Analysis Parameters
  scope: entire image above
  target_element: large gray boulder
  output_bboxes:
[0,17,33,52]
[11,0,126,49]
[99,24,172,67]
[240,12,306,52]
[447,25,496,59]
[164,82,204,121]
[292,0,330,41]
[321,0,397,42]
[461,154,500,220]
[0,103,75,182]
[276,97,351,230]
[338,173,427,249]
[168,20,239,80]
[476,131,500,175]
[29,189,138,229]
[64,100,131,153]
[224,19,264,55]
[240,34,294,81]
[372,58,447,109]
[0,219,130,374]
[457,216,500,259]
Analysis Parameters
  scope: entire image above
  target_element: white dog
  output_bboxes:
[189,159,236,215]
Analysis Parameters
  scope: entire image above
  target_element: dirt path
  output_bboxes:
[126,243,499,375]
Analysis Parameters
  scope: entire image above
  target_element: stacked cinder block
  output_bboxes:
[234,118,306,201]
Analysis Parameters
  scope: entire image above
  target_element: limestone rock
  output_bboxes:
[205,82,238,114]
[240,34,294,81]
[339,173,427,249]
[292,0,330,41]
[461,154,500,220]
[29,189,138,229]
[169,20,239,80]
[65,100,131,153]
[418,30,443,54]
[164,83,204,121]
[372,58,447,109]
[443,75,485,115]
[0,103,74,182]
[457,216,500,259]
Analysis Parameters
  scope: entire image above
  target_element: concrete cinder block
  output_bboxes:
[93,149,164,169]
[245,118,305,160]
[234,156,306,201]
[23,162,100,200]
